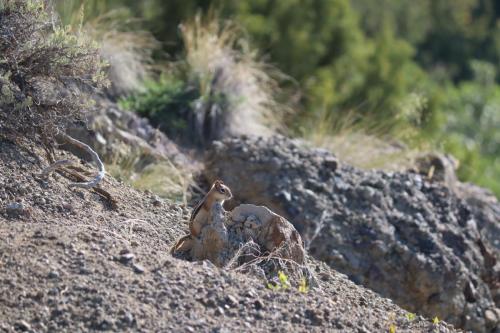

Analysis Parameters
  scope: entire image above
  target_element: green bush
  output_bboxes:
[438,61,500,195]
[119,76,198,141]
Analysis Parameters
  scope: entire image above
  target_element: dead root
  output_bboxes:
[39,133,117,209]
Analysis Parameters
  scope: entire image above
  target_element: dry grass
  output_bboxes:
[84,9,159,96]
[308,130,419,171]
[225,240,320,290]
[61,5,159,97]
[179,14,291,138]
[0,0,107,147]
[106,151,193,204]
[303,94,428,171]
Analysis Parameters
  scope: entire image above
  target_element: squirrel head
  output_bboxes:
[211,179,233,201]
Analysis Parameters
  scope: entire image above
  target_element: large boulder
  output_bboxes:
[204,135,500,333]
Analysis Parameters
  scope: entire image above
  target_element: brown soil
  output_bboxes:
[0,140,457,332]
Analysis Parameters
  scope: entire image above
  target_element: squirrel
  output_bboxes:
[171,180,233,254]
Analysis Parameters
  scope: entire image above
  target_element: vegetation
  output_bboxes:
[54,0,500,197]
[121,15,287,146]
[0,0,107,147]
[106,151,192,203]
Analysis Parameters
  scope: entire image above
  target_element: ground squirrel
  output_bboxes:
[171,180,232,254]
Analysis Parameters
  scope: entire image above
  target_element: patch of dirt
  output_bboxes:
[0,140,457,332]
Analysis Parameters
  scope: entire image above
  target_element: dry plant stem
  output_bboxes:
[60,133,106,189]
[41,159,74,178]
[58,166,118,209]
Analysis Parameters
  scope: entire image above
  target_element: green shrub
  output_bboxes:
[119,75,198,142]
[438,61,500,195]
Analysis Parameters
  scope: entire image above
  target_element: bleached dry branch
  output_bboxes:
[61,133,106,189]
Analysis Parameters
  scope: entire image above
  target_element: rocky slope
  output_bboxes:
[204,135,500,333]
[0,140,456,332]
[66,96,190,167]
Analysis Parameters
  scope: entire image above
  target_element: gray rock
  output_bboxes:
[6,202,30,218]
[173,202,305,278]
[118,253,135,264]
[204,135,500,333]
[14,320,31,332]
[132,263,145,274]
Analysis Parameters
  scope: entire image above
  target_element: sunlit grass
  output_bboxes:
[56,2,159,96]
[179,13,291,138]
[106,152,192,203]
[302,96,427,171]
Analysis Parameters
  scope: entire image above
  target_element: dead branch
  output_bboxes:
[40,159,74,177]
[60,133,105,189]
[58,165,117,209]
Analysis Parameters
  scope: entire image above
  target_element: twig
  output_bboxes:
[58,166,117,209]
[305,210,329,251]
[40,159,74,177]
[60,133,105,189]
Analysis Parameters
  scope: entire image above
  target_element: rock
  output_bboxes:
[173,202,305,276]
[204,135,500,333]
[225,295,238,306]
[6,202,30,218]
[484,309,499,330]
[120,311,135,327]
[132,263,145,274]
[254,299,264,310]
[47,271,60,279]
[230,204,305,264]
[118,253,135,264]
[65,96,191,168]
[14,320,31,332]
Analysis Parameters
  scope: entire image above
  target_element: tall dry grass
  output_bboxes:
[179,14,291,139]
[57,3,159,97]
[303,92,428,170]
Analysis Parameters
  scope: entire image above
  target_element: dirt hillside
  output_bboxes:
[0,140,456,332]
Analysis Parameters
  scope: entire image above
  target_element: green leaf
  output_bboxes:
[406,312,416,321]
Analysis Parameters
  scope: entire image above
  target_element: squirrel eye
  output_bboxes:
[220,188,226,193]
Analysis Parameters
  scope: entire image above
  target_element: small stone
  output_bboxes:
[6,202,29,218]
[47,271,60,279]
[225,295,238,306]
[132,263,145,274]
[254,299,264,310]
[152,196,162,207]
[14,320,31,332]
[48,288,59,296]
[215,307,225,316]
[62,203,73,211]
[119,253,135,264]
[244,289,257,298]
[323,156,338,171]
[276,190,292,202]
[121,312,135,327]
[484,309,498,326]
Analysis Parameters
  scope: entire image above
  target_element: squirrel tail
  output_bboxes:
[170,234,194,255]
